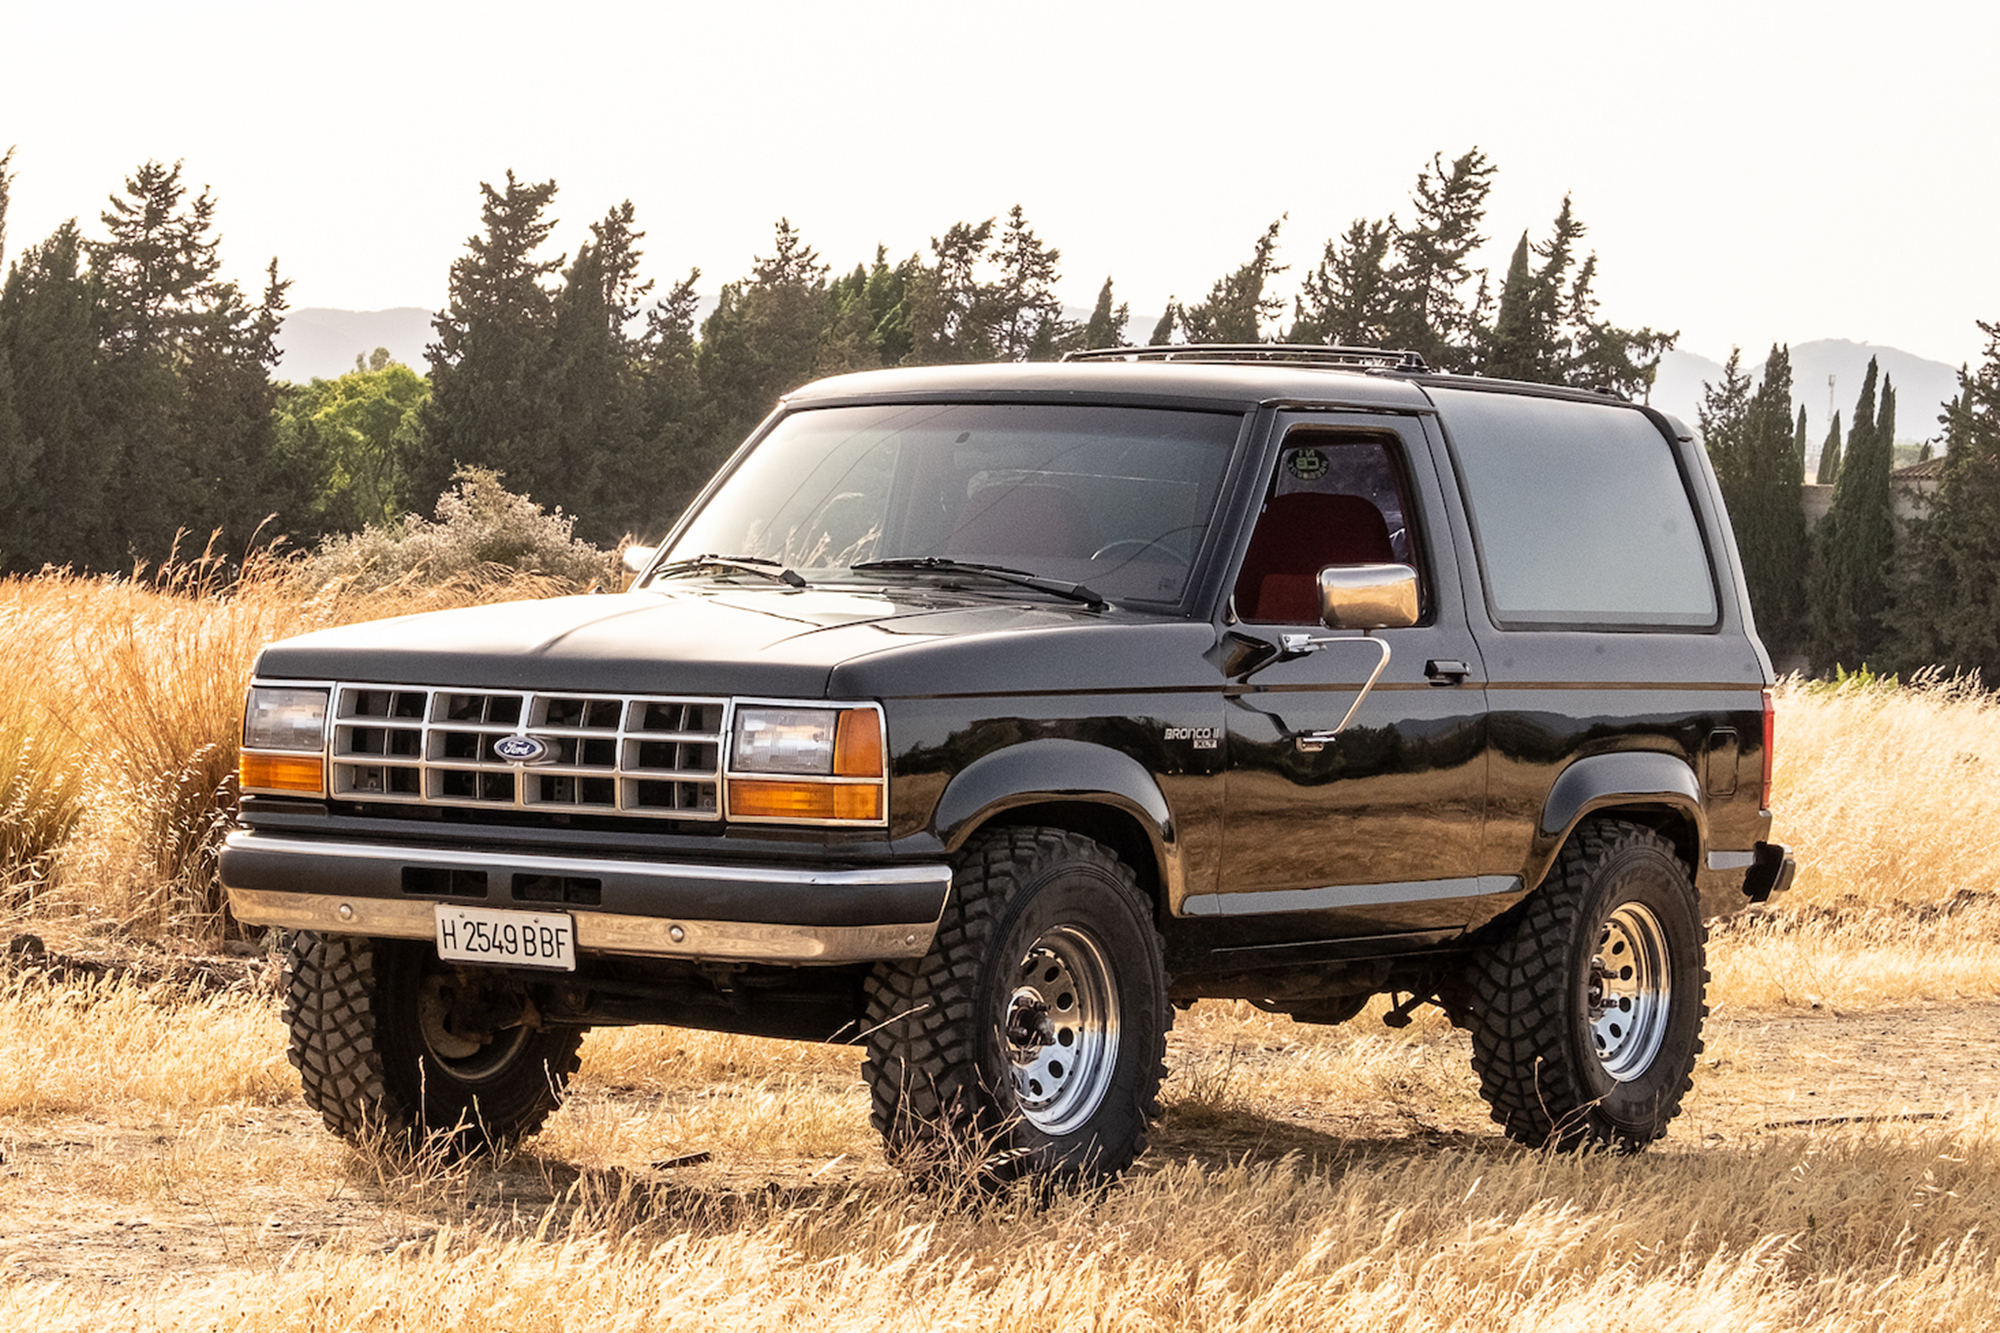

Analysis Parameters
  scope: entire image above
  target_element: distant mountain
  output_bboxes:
[1651,340,1961,460]
[275,307,433,382]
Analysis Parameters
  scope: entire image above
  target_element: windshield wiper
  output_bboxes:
[851,557,1107,610]
[651,553,807,588]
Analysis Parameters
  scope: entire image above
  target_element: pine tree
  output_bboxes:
[1891,335,2000,676]
[902,218,995,364]
[420,171,563,514]
[1177,218,1285,343]
[1146,303,1177,346]
[0,221,109,567]
[698,219,853,455]
[1698,348,1752,493]
[988,206,1071,360]
[1293,218,1395,347]
[1810,358,1898,668]
[1815,411,1843,484]
[1477,197,1673,396]
[636,268,714,526]
[86,160,288,564]
[548,201,653,540]
[1383,148,1495,370]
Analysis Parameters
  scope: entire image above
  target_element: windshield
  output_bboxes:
[662,402,1242,604]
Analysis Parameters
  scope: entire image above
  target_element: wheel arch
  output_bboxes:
[930,739,1179,915]
[1529,752,1706,891]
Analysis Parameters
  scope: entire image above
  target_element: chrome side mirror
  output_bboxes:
[621,544,658,575]
[1318,563,1419,629]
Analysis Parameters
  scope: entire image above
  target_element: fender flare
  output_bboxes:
[1528,751,1706,890]
[931,738,1180,903]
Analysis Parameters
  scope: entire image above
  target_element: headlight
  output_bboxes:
[731,707,839,774]
[727,704,885,824]
[241,686,328,796]
[244,687,329,751]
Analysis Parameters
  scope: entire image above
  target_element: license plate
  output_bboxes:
[434,905,576,972]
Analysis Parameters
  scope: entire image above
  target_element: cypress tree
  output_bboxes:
[1794,405,1809,481]
[1077,277,1128,351]
[1146,302,1177,346]
[1815,410,1843,484]
[1809,358,1898,668]
[1891,335,2000,676]
[1480,233,1546,381]
[1736,345,1808,656]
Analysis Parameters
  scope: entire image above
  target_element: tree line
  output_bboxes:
[1699,333,2000,685]
[0,146,1669,565]
[8,145,2000,684]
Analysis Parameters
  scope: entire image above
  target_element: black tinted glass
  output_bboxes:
[1433,389,1717,628]
[667,402,1241,604]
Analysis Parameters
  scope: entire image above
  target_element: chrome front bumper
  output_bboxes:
[220,832,951,965]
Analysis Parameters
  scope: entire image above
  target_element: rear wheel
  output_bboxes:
[862,827,1169,1185]
[283,932,585,1153]
[1464,819,1707,1150]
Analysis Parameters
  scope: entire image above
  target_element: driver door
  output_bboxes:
[1211,414,1489,923]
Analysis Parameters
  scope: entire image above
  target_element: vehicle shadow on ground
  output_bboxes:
[1145,1105,1513,1177]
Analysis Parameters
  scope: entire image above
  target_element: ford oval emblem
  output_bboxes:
[493,734,550,764]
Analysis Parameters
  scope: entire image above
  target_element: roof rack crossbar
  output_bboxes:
[1062,343,1430,373]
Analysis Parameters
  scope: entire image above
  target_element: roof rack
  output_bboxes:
[1061,343,1430,373]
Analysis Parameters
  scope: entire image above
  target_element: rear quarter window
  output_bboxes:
[1430,387,1718,630]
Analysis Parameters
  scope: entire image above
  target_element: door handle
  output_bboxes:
[1425,658,1470,685]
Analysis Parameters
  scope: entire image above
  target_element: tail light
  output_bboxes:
[1760,687,1775,811]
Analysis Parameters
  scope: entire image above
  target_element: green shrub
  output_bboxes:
[304,467,618,594]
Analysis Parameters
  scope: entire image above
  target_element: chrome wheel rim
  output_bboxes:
[1588,902,1672,1082]
[1002,926,1119,1135]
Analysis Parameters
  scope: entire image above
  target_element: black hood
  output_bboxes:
[251,584,1151,697]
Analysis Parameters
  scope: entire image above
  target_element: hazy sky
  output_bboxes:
[4,1,1996,366]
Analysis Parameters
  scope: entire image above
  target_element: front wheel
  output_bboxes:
[862,828,1169,1185]
[283,933,585,1153]
[1464,819,1708,1150]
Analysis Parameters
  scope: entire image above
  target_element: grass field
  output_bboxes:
[3,569,1998,1330]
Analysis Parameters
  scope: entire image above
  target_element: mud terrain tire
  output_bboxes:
[1466,819,1708,1150]
[282,932,584,1153]
[862,827,1169,1185]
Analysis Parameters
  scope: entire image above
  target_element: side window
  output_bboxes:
[1232,432,1425,624]
[1431,389,1718,629]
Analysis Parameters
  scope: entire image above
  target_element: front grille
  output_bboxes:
[330,685,724,820]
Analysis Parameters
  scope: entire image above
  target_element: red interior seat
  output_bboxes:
[1233,493,1395,623]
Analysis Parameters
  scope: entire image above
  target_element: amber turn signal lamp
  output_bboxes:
[728,779,882,822]
[240,752,326,796]
[833,709,885,777]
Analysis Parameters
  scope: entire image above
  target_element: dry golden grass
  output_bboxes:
[0,558,574,939]
[1708,676,2000,1012]
[5,582,2000,1327]
[3,967,1997,1331]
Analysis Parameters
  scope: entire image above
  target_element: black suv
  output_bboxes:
[224,346,1793,1181]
